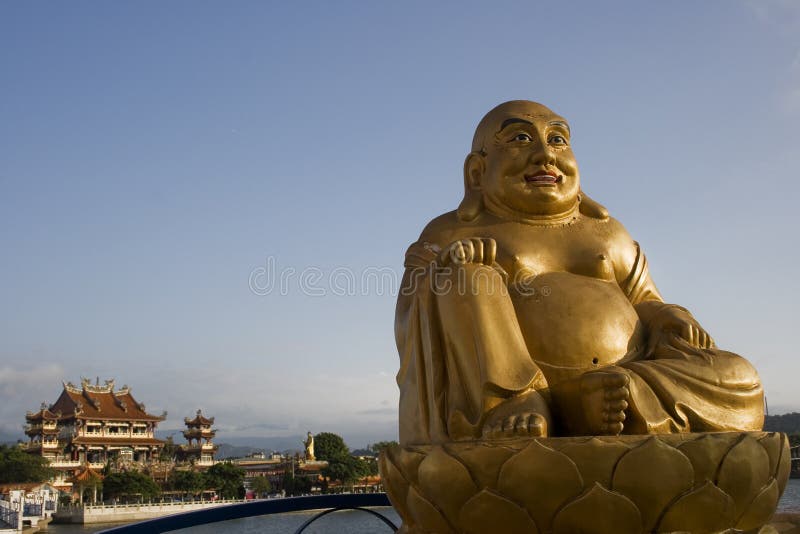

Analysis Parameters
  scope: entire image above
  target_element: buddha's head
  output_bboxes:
[459,100,580,221]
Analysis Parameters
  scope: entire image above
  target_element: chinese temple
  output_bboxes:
[180,409,218,466]
[24,378,166,488]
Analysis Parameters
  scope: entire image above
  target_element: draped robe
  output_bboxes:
[395,236,764,445]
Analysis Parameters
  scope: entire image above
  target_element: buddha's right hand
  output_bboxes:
[438,237,498,267]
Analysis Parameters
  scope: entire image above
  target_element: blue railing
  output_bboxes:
[96,493,396,533]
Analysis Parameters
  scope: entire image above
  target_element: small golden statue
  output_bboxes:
[303,431,315,461]
[381,101,789,533]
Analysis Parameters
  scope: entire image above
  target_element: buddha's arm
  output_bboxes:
[612,230,714,353]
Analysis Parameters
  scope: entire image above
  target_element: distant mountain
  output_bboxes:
[0,429,23,445]
[764,413,800,434]
[216,443,264,459]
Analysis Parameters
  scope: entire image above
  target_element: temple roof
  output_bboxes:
[69,466,104,483]
[25,403,61,422]
[183,428,216,438]
[47,379,166,422]
[184,409,214,427]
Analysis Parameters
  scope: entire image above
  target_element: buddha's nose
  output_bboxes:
[530,144,556,166]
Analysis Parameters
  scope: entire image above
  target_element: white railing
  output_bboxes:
[50,460,81,467]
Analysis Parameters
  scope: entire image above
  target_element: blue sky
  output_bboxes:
[1,1,799,447]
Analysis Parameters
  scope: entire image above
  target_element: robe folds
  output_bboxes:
[395,241,764,445]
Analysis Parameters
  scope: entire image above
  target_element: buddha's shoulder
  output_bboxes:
[417,211,462,242]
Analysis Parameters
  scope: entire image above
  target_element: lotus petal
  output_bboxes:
[775,433,791,495]
[717,435,771,512]
[559,437,630,488]
[458,488,539,534]
[611,436,693,531]
[396,447,426,485]
[407,484,455,534]
[552,483,641,534]
[657,481,735,533]
[498,439,583,532]
[677,433,736,483]
[736,478,780,531]
[379,450,413,524]
[449,443,514,490]
[759,432,781,476]
[418,446,478,525]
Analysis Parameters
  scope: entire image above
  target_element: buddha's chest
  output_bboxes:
[487,230,616,283]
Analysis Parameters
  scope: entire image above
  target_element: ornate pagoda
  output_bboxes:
[180,409,217,466]
[24,378,166,486]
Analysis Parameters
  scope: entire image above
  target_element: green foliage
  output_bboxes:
[0,445,55,483]
[203,462,245,499]
[281,472,311,496]
[159,436,179,462]
[250,475,272,497]
[313,432,350,462]
[369,441,399,454]
[103,471,161,501]
[360,457,379,476]
[313,432,373,484]
[170,469,205,495]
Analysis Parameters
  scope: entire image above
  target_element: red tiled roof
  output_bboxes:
[49,384,164,422]
[25,408,60,422]
[184,410,214,426]
[0,482,54,493]
[70,466,104,483]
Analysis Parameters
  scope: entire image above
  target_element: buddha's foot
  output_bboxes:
[580,370,629,435]
[481,389,550,439]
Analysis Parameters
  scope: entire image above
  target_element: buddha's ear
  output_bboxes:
[578,189,609,220]
[457,151,485,222]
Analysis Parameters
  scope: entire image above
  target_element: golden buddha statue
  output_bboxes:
[395,100,764,445]
[382,101,786,534]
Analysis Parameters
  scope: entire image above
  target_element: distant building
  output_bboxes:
[24,378,166,490]
[179,410,218,466]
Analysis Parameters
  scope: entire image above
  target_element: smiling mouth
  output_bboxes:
[524,172,562,185]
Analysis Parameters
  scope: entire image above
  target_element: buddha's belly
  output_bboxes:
[510,272,645,385]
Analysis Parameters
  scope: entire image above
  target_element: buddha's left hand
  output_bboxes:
[645,304,714,356]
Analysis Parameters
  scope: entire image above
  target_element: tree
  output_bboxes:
[159,436,179,463]
[370,441,399,454]
[281,472,311,496]
[0,445,54,483]
[103,471,160,502]
[203,462,245,499]
[250,476,272,497]
[170,469,205,498]
[313,432,366,485]
[313,432,350,463]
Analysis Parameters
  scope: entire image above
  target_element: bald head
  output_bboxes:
[471,100,569,153]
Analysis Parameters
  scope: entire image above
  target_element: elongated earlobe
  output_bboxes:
[457,152,485,222]
[578,190,609,220]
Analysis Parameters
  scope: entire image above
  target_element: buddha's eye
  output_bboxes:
[549,135,568,145]
[511,133,532,142]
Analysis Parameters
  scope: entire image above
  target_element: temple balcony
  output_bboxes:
[49,459,82,468]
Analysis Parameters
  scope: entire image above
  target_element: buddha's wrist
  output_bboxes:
[635,300,689,327]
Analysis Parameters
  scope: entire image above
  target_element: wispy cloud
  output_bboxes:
[744,0,800,113]
[0,364,66,438]
[356,407,395,416]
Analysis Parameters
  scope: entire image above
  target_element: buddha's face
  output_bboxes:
[469,101,580,218]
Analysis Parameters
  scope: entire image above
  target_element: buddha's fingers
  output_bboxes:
[471,238,484,265]
[483,237,497,266]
